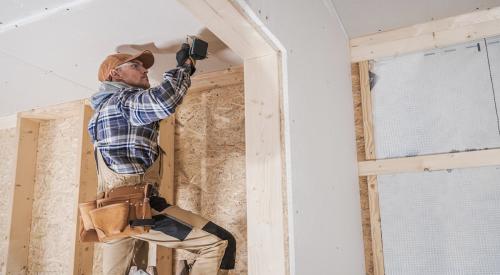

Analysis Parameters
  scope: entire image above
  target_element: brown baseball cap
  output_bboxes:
[98,50,154,81]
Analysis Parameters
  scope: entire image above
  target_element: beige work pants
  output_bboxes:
[103,206,229,275]
[96,151,235,275]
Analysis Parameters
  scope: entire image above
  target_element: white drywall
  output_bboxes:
[330,0,500,37]
[0,0,242,117]
[244,0,365,274]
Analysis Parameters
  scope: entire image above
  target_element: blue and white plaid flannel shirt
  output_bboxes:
[88,64,192,174]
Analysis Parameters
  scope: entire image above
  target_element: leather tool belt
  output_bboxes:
[78,184,154,242]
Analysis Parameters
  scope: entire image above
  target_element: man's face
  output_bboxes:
[111,60,150,89]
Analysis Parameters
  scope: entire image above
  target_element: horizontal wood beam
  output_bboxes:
[177,0,274,59]
[358,148,500,176]
[350,6,500,62]
[19,100,85,120]
[190,66,243,93]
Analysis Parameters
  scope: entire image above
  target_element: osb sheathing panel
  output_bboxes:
[92,83,247,274]
[174,83,247,274]
[0,127,17,270]
[28,116,80,274]
[352,63,373,275]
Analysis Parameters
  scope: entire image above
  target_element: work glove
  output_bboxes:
[176,43,196,75]
[176,43,190,66]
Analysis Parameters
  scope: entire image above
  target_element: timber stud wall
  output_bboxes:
[2,0,291,273]
[1,66,244,274]
[351,6,500,275]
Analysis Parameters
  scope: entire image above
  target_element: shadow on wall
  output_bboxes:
[115,28,235,81]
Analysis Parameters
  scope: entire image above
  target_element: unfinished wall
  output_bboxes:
[0,127,17,271]
[351,63,374,275]
[378,166,500,275]
[371,37,500,159]
[243,1,365,274]
[91,82,246,274]
[353,36,500,275]
[174,83,247,274]
[27,116,80,274]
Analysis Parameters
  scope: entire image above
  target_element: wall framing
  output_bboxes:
[352,7,500,274]
[359,61,385,275]
[177,1,289,274]
[0,66,253,273]
[351,6,500,62]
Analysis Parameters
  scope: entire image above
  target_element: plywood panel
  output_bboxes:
[27,116,80,274]
[174,83,247,274]
[0,127,17,271]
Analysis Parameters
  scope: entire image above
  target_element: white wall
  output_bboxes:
[243,0,365,274]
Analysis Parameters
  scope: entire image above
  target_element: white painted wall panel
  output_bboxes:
[244,1,365,274]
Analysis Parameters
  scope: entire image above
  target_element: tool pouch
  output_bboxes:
[78,184,154,242]
[79,200,99,242]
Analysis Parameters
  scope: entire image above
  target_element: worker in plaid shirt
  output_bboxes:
[89,48,235,275]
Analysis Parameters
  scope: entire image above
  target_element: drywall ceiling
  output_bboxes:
[0,0,242,117]
[331,0,500,38]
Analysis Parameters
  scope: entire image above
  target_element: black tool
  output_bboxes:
[188,36,208,60]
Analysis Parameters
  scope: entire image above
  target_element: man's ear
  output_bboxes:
[109,69,121,80]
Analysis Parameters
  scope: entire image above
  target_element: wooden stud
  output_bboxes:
[244,54,286,275]
[177,1,288,274]
[157,115,176,275]
[351,6,500,62]
[360,62,375,159]
[4,116,40,274]
[367,175,384,275]
[19,100,85,120]
[70,104,97,275]
[359,61,385,275]
[352,63,374,275]
[358,148,500,176]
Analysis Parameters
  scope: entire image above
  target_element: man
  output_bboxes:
[88,48,235,275]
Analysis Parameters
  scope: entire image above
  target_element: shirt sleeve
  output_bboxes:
[116,64,193,126]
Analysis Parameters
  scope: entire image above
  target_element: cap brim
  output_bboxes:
[125,50,154,69]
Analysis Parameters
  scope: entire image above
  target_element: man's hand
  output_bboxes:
[176,43,196,75]
[176,43,191,66]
